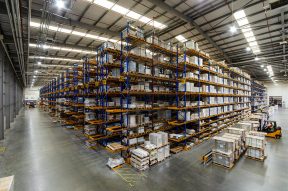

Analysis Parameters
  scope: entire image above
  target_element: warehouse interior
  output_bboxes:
[0,0,288,190]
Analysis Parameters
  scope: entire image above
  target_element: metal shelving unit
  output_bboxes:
[251,80,267,112]
[39,23,252,157]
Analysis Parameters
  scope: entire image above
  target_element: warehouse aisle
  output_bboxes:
[0,109,130,191]
[1,108,288,191]
[137,108,288,191]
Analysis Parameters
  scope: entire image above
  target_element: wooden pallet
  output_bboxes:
[170,146,184,154]
[108,164,123,170]
[246,155,267,161]
[212,162,234,169]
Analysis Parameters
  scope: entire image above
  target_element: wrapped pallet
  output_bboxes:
[246,147,266,160]
[221,133,243,160]
[149,133,162,148]
[212,136,235,154]
[246,135,265,149]
[140,142,158,165]
[157,147,165,162]
[131,148,149,171]
[212,152,234,168]
[226,127,246,141]
[248,131,267,138]
[234,122,253,132]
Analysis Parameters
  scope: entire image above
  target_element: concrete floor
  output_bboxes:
[0,108,287,191]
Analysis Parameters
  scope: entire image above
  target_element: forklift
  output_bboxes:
[261,120,282,139]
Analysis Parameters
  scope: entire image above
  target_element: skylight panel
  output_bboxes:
[237,18,249,26]
[87,0,167,29]
[233,10,261,55]
[93,0,114,9]
[72,30,86,36]
[112,4,129,15]
[126,11,141,20]
[233,10,246,20]
[249,41,258,47]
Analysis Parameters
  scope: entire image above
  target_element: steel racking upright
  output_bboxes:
[119,22,178,157]
[38,27,253,157]
[83,43,123,148]
[251,80,267,112]
[167,43,252,148]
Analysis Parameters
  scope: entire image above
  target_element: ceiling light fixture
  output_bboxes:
[37,61,41,65]
[233,10,261,55]
[30,21,119,43]
[29,43,95,55]
[229,25,237,33]
[260,65,264,67]
[89,0,166,29]
[29,56,83,62]
[255,57,259,61]
[175,35,187,43]
[56,0,65,9]
[246,47,251,51]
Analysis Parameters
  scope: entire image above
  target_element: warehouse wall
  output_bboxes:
[0,45,23,140]
[24,86,41,101]
[265,82,288,108]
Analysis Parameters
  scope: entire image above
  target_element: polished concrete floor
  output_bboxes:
[0,108,287,191]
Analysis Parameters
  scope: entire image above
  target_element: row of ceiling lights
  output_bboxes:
[29,43,96,55]
[33,1,275,86]
[55,0,166,29]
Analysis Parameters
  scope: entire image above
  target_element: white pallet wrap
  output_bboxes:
[213,136,236,154]
[246,135,266,149]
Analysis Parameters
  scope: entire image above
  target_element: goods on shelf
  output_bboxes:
[39,23,253,168]
[251,80,267,112]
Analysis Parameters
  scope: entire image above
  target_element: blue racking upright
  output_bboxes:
[38,24,253,158]
[251,80,267,112]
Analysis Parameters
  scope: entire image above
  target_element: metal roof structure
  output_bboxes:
[0,0,287,86]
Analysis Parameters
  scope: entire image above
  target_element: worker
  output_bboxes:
[267,122,273,132]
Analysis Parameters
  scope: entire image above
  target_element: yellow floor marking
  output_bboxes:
[113,164,147,187]
[0,147,6,153]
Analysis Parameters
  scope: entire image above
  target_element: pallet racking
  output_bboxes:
[251,80,267,112]
[39,23,252,158]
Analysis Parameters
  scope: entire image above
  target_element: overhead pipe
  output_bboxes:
[26,0,31,85]
[0,37,24,87]
[4,0,26,85]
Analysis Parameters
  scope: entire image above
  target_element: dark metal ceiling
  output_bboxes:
[0,0,287,86]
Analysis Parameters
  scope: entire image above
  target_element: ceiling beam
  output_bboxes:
[0,1,120,38]
[145,0,231,63]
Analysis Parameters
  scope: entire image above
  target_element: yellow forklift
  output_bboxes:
[262,120,282,139]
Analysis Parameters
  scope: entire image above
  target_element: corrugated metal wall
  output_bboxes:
[0,45,23,140]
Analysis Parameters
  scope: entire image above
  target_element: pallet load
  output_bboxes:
[149,132,170,162]
[226,128,247,153]
[107,157,125,169]
[140,142,158,165]
[223,133,247,159]
[234,122,253,132]
[212,136,236,168]
[131,148,150,171]
[245,134,266,161]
